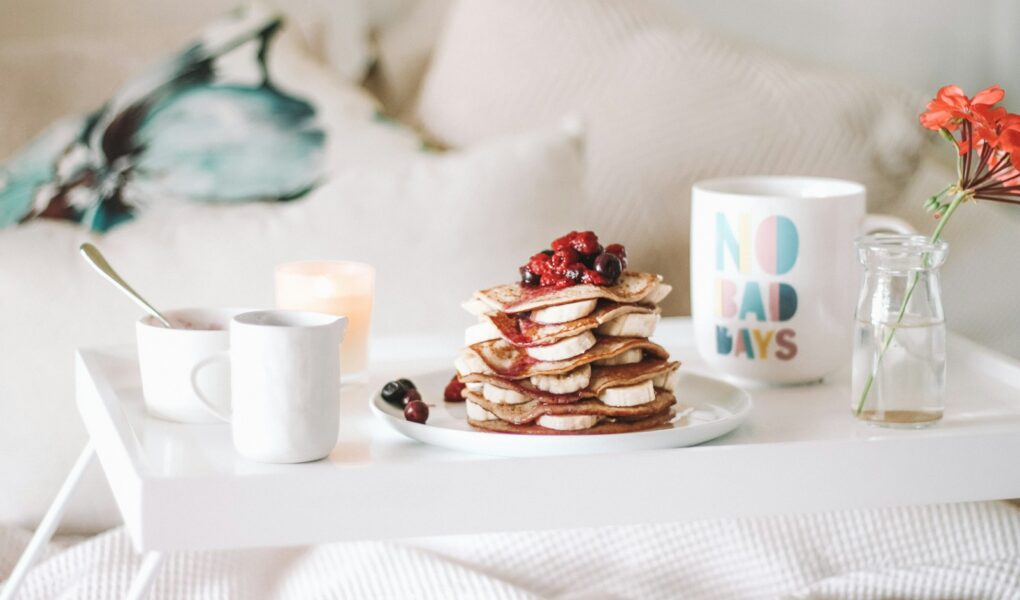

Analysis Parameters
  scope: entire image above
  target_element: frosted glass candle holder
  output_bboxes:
[275,261,375,381]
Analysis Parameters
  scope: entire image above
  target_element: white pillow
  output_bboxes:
[279,0,374,83]
[0,37,153,161]
[413,0,926,316]
[367,0,454,114]
[0,1,375,161]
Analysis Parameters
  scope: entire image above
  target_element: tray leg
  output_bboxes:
[124,552,164,600]
[0,442,96,600]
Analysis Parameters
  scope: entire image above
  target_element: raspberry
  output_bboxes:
[573,232,601,256]
[527,252,551,274]
[550,231,577,252]
[581,269,607,286]
[550,247,579,268]
[551,231,601,256]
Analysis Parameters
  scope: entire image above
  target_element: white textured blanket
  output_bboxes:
[2,501,1019,599]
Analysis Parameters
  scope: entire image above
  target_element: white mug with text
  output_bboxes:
[690,177,912,384]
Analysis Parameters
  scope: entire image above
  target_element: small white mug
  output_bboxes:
[690,177,913,384]
[191,310,348,463]
[136,307,251,423]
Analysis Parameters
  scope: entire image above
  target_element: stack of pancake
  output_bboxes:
[455,272,681,434]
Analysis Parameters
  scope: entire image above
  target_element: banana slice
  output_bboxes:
[537,414,600,431]
[642,283,672,305]
[597,312,660,337]
[482,383,531,405]
[465,320,501,345]
[530,364,592,394]
[454,355,474,376]
[466,401,499,421]
[530,299,597,324]
[526,331,596,362]
[594,348,643,366]
[599,380,655,407]
[462,298,491,316]
[653,370,679,392]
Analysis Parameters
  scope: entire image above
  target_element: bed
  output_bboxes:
[2,0,1019,597]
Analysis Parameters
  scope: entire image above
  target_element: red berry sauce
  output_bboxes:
[519,231,627,289]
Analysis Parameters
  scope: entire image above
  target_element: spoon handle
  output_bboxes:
[79,243,173,328]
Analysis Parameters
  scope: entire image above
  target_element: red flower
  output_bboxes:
[919,84,1005,131]
[921,83,1020,207]
[998,116,1020,171]
[981,149,1020,184]
[972,85,1006,105]
[967,105,1008,149]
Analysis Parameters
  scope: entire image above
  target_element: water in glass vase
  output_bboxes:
[852,319,946,427]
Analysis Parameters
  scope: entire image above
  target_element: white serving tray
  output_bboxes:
[75,318,1020,553]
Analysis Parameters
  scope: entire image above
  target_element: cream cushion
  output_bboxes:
[367,0,453,115]
[414,0,926,315]
[0,0,375,161]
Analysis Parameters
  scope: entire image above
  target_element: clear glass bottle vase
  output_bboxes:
[851,234,949,427]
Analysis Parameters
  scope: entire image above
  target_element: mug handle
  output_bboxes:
[860,213,915,235]
[190,351,232,422]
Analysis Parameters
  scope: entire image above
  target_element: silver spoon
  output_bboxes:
[79,243,173,328]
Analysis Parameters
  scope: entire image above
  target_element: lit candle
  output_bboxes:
[275,261,374,380]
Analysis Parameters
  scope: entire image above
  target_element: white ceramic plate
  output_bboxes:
[370,370,752,457]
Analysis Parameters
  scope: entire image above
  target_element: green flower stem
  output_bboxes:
[853,191,967,416]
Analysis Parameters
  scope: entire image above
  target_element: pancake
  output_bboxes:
[458,336,671,379]
[460,359,680,404]
[485,301,659,347]
[465,389,676,425]
[475,272,663,314]
[468,407,678,435]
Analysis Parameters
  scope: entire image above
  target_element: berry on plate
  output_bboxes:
[404,400,429,423]
[444,376,466,402]
[381,380,411,406]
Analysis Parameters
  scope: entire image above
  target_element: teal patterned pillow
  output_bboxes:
[0,6,325,232]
